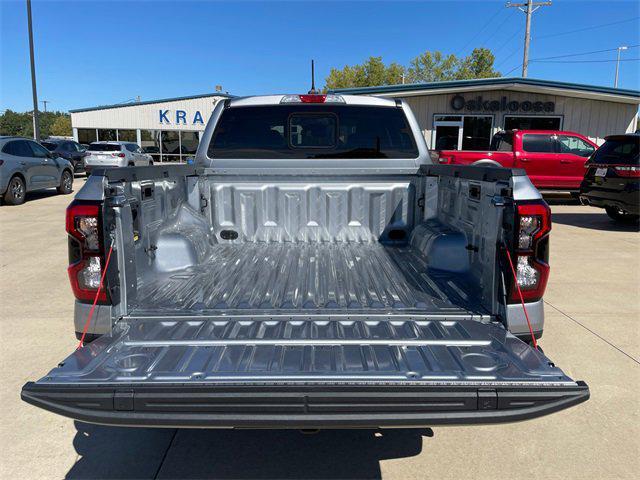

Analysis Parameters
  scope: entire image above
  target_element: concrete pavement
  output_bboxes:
[1,182,638,479]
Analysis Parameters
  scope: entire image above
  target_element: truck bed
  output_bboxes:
[132,242,483,317]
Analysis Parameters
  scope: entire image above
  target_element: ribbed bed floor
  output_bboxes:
[134,243,481,315]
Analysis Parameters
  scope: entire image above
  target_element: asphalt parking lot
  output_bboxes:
[1,178,638,479]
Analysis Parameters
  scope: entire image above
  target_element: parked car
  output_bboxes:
[580,134,639,223]
[431,130,598,191]
[22,94,589,428]
[84,141,153,175]
[41,139,88,174]
[0,136,74,205]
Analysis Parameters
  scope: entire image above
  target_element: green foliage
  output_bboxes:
[0,109,72,139]
[324,48,501,89]
[324,56,406,91]
[50,115,72,136]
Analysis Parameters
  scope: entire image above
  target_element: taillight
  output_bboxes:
[66,200,108,303]
[112,152,125,158]
[508,200,551,304]
[438,156,451,164]
[614,166,640,177]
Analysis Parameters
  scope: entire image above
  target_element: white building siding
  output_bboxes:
[70,95,227,131]
[400,90,638,148]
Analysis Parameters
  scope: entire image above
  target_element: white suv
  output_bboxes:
[84,141,153,174]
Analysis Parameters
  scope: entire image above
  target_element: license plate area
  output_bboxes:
[595,167,608,177]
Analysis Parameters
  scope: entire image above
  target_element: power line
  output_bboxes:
[481,9,517,48]
[531,44,640,61]
[454,4,505,56]
[535,16,640,40]
[533,58,640,63]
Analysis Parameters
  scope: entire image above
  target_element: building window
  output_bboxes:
[433,115,493,151]
[141,130,161,163]
[117,129,137,142]
[77,128,97,145]
[161,131,180,162]
[504,116,562,131]
[180,131,199,158]
[98,129,117,141]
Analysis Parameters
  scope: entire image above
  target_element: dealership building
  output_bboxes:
[70,77,639,161]
[70,93,232,163]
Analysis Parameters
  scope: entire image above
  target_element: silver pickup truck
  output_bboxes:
[22,94,588,428]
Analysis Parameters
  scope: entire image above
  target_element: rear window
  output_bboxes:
[41,142,58,151]
[591,137,639,165]
[208,105,418,159]
[490,133,513,152]
[522,134,554,153]
[88,143,122,152]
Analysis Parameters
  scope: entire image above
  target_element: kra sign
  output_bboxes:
[159,109,205,125]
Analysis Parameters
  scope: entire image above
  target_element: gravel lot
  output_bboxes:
[1,178,638,479]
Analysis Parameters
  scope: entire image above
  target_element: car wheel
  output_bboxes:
[605,206,639,224]
[149,160,154,166]
[4,176,26,205]
[57,170,73,194]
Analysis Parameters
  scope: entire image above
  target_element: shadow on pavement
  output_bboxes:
[66,422,431,479]
[552,211,640,232]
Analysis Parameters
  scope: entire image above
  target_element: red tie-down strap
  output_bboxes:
[504,247,538,350]
[76,245,114,349]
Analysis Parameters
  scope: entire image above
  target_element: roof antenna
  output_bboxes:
[308,59,318,94]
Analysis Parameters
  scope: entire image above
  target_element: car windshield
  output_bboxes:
[591,137,639,165]
[88,143,121,152]
[208,105,418,159]
[41,142,58,151]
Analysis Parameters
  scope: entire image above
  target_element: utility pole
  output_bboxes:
[26,0,40,140]
[40,100,50,112]
[507,0,552,77]
[614,46,628,88]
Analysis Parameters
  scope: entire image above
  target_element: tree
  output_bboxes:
[0,109,72,139]
[50,115,72,136]
[406,51,459,83]
[324,48,501,89]
[324,56,406,90]
[457,48,500,80]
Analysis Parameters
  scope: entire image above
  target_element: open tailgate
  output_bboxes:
[22,318,588,428]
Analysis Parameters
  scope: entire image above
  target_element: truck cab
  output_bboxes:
[432,129,597,191]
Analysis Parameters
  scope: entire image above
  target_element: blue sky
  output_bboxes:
[1,0,639,112]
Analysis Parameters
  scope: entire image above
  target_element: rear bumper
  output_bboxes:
[21,382,589,429]
[579,192,640,215]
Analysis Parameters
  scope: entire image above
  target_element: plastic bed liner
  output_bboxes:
[21,318,589,428]
[132,242,483,315]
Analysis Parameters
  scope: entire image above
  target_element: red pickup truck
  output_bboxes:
[431,130,598,190]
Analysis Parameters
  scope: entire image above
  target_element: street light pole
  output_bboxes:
[26,0,40,140]
[614,46,628,88]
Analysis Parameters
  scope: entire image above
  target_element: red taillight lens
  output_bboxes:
[66,200,108,303]
[112,152,125,158]
[614,166,640,177]
[508,200,551,304]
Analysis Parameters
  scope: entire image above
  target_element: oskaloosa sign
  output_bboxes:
[451,94,555,113]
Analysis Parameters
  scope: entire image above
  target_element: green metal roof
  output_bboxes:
[331,77,640,100]
[69,92,234,113]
